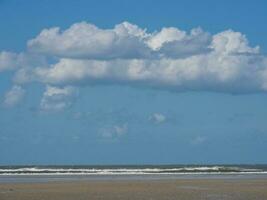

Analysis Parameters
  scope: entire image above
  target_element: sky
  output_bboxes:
[0,0,267,165]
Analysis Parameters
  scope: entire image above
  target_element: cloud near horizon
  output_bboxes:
[1,21,267,107]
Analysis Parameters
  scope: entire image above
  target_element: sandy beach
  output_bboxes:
[1,178,267,200]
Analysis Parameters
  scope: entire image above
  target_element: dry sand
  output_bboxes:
[0,178,267,200]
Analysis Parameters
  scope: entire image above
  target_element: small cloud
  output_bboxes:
[40,85,77,112]
[73,112,83,120]
[149,113,166,124]
[72,135,80,140]
[191,136,206,145]
[99,123,128,139]
[3,85,25,107]
[114,124,128,136]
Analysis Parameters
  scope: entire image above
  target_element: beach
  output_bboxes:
[1,176,267,200]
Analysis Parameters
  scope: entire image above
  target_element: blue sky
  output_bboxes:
[0,0,267,165]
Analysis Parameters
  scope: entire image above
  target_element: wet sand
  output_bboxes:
[1,178,267,200]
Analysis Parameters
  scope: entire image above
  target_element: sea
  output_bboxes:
[1,165,267,183]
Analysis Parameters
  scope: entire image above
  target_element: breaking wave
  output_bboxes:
[0,165,266,175]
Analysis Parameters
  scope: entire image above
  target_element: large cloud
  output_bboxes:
[7,21,267,94]
[15,53,267,93]
[28,22,152,59]
[27,22,214,60]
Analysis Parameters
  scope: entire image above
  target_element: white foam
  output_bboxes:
[0,166,265,175]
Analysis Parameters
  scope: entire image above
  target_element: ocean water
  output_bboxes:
[1,165,267,183]
[0,165,267,175]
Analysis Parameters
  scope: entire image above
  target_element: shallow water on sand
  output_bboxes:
[1,173,267,183]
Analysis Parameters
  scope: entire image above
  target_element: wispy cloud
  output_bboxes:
[149,113,166,124]
[0,51,19,72]
[40,85,77,112]
[191,136,207,145]
[99,123,128,139]
[3,85,25,107]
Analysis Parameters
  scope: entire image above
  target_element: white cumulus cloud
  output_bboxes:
[28,21,151,59]
[211,30,259,55]
[0,20,257,102]
[147,27,186,50]
[16,53,267,93]
[10,21,266,94]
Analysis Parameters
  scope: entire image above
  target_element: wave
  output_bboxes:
[0,165,266,175]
